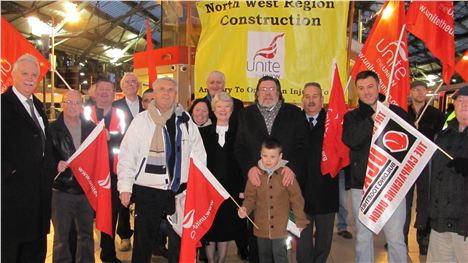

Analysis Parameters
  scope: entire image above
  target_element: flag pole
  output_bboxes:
[414,81,444,126]
[229,196,259,229]
[344,76,352,98]
[437,146,454,160]
[53,171,62,181]
[385,24,407,101]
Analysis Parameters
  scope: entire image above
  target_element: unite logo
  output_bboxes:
[246,32,285,79]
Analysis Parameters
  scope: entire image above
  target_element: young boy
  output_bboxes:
[238,138,309,263]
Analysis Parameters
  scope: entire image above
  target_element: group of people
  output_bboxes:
[1,53,467,263]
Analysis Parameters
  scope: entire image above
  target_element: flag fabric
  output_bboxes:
[359,102,438,234]
[350,1,410,110]
[455,49,468,83]
[321,61,350,178]
[145,19,157,87]
[67,120,113,236]
[1,16,50,93]
[406,1,455,85]
[179,156,230,262]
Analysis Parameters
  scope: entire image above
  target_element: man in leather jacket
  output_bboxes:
[49,90,96,263]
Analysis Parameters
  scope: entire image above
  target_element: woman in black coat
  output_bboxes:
[200,92,245,263]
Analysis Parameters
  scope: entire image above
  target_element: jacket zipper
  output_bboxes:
[134,157,146,181]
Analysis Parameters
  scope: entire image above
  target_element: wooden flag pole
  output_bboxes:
[414,81,444,126]
[385,24,407,101]
[229,196,259,229]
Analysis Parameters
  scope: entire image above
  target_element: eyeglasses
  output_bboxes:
[258,87,276,92]
[124,80,138,84]
[63,100,82,106]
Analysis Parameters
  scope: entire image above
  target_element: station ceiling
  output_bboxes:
[2,1,468,84]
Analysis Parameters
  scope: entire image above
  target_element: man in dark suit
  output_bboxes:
[235,76,308,262]
[112,72,143,251]
[296,82,338,263]
[1,53,54,262]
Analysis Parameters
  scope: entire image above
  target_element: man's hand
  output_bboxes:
[248,166,262,186]
[57,161,69,173]
[120,192,132,207]
[447,157,468,177]
[238,207,247,219]
[281,166,295,186]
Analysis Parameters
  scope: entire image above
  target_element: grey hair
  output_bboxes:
[212,91,233,111]
[120,72,140,88]
[304,82,323,97]
[152,77,177,90]
[12,53,40,75]
[206,70,225,83]
[62,89,83,103]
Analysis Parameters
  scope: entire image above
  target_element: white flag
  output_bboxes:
[359,102,438,234]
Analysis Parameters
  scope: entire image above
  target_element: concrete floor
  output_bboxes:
[45,194,427,263]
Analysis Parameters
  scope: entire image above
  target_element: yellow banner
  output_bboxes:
[195,0,349,104]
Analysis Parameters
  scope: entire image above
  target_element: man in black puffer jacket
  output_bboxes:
[342,70,408,263]
[49,90,96,263]
[426,86,468,262]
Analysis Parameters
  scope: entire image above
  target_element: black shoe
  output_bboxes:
[152,247,169,258]
[237,249,249,260]
[337,230,353,239]
[384,243,388,250]
[420,247,428,255]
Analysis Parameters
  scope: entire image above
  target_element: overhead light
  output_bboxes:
[28,16,52,36]
[106,48,124,63]
[463,55,468,61]
[64,2,80,23]
[80,72,85,76]
[82,80,88,84]
[79,62,85,67]
[452,78,457,83]
[426,74,438,86]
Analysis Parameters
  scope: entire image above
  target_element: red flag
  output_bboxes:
[406,1,455,85]
[1,16,50,93]
[321,61,350,178]
[145,19,157,87]
[67,120,113,236]
[455,49,468,83]
[179,157,230,262]
[350,1,410,110]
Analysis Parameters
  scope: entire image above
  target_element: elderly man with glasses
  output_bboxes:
[49,89,97,263]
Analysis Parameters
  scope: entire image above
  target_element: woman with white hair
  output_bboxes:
[199,92,245,263]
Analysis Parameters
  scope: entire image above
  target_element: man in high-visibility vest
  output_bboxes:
[84,78,126,263]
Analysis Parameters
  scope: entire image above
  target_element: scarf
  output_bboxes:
[257,100,282,135]
[147,101,175,165]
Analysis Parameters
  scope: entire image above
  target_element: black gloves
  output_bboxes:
[447,158,468,177]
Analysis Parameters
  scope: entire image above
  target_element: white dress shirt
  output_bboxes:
[126,97,140,118]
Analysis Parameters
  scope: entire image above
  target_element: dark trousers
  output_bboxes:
[117,206,133,239]
[154,218,169,250]
[131,185,180,263]
[257,237,288,263]
[404,186,430,250]
[248,220,259,263]
[296,213,335,263]
[51,190,94,263]
[235,219,249,258]
[1,236,47,263]
[100,175,121,262]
